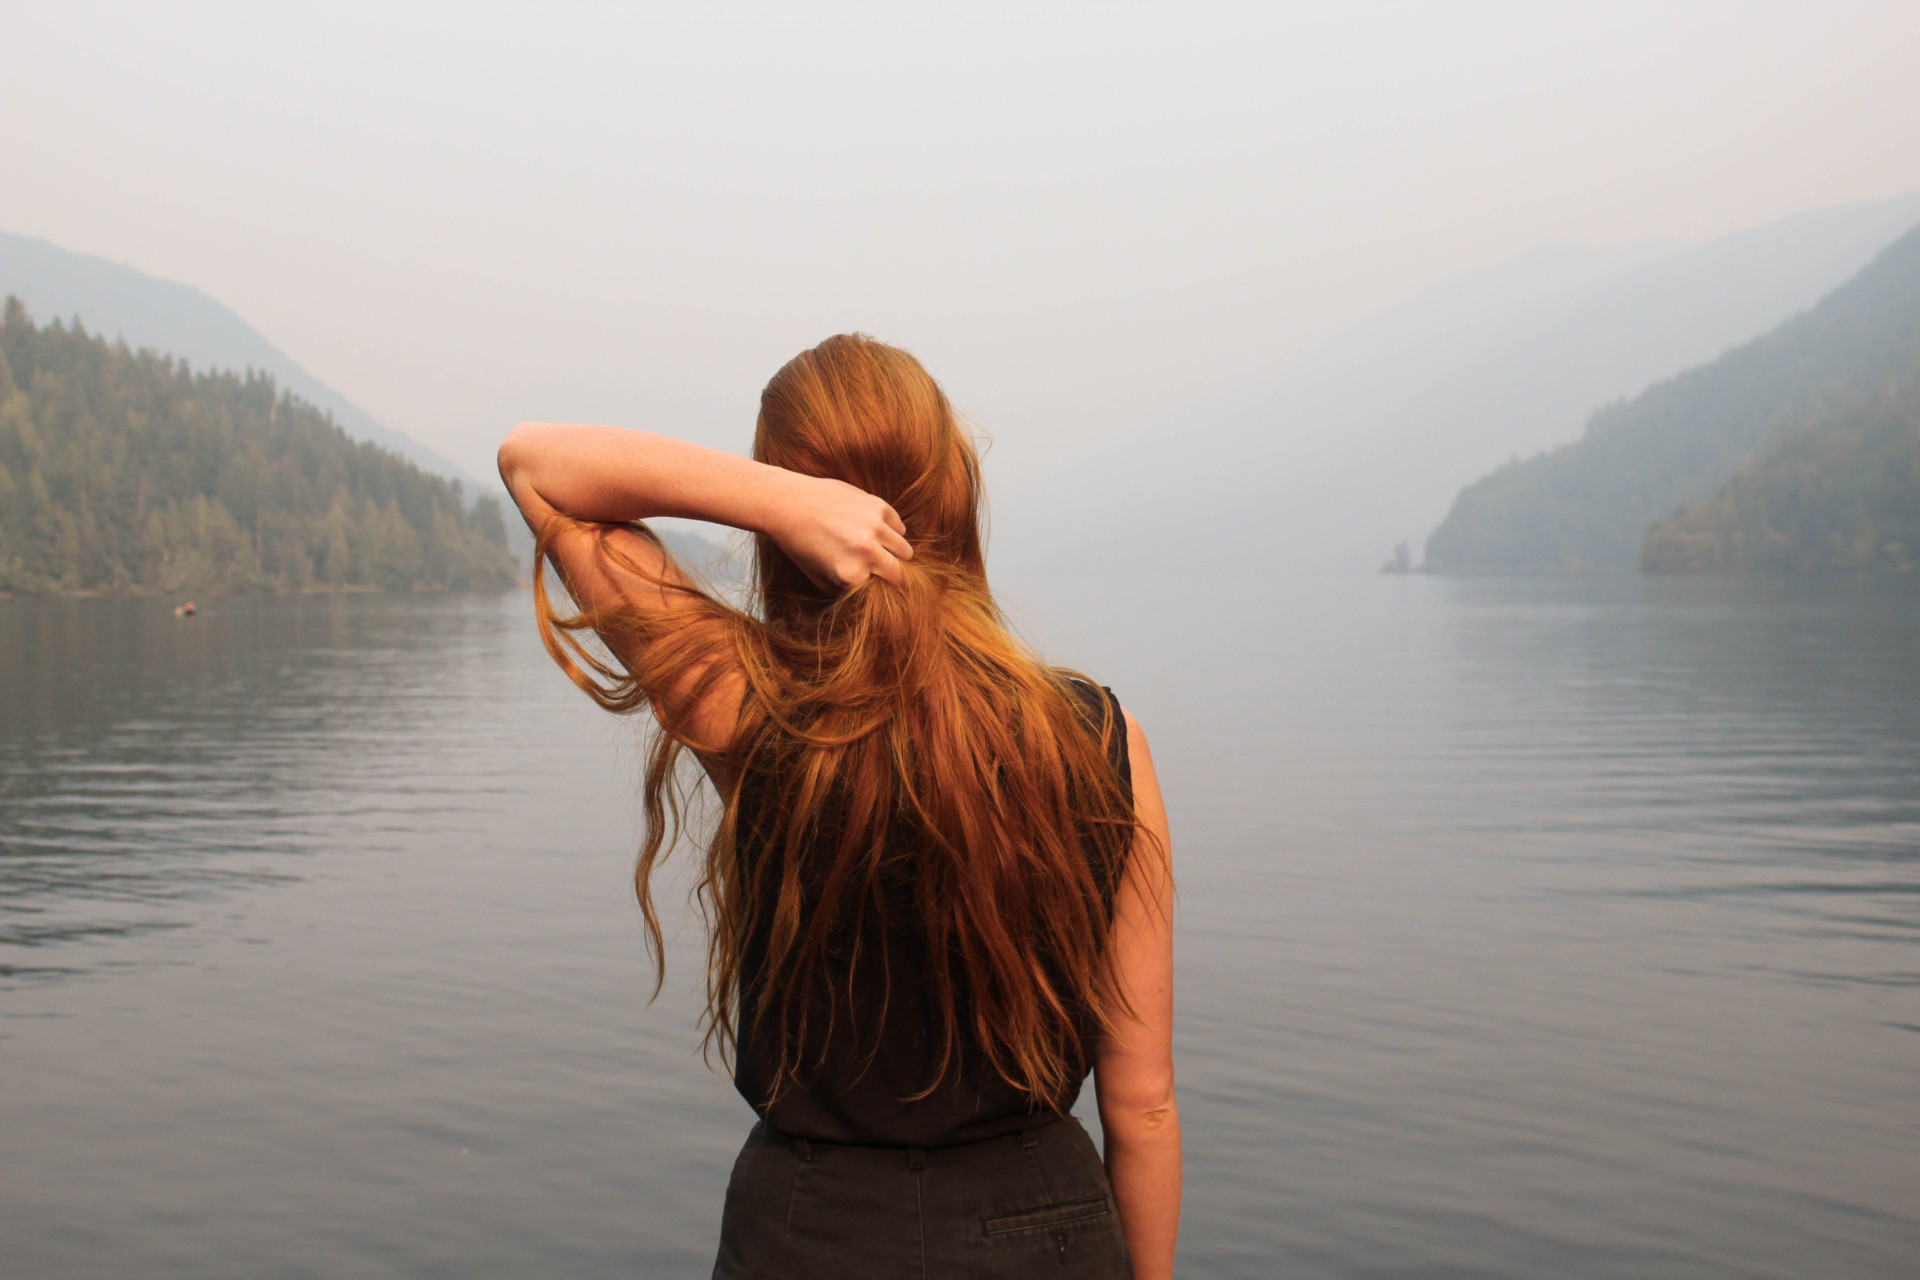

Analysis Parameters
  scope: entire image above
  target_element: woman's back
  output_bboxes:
[733,679,1132,1148]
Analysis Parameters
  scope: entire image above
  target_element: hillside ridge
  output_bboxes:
[0,229,469,486]
[1424,216,1920,573]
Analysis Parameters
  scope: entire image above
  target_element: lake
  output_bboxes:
[2,574,1916,1278]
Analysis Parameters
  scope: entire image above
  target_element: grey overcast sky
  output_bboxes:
[5,0,1919,479]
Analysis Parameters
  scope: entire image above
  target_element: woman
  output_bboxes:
[498,334,1178,1278]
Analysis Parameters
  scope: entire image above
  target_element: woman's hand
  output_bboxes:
[768,473,915,591]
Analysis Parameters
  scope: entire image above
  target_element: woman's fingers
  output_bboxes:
[852,532,910,588]
[834,536,910,590]
[848,503,911,588]
[872,500,912,561]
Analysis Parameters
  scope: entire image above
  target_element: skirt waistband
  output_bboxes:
[750,1114,1069,1169]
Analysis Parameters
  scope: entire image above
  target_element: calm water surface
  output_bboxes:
[2,576,1916,1278]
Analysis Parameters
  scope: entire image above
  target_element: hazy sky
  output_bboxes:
[6,1,1919,481]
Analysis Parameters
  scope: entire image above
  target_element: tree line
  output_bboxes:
[1642,373,1920,573]
[0,298,518,595]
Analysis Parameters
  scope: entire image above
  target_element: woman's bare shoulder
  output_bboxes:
[541,519,753,755]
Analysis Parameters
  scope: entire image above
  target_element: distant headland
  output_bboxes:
[1423,218,1920,575]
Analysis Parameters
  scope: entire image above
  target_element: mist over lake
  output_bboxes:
[4,576,1915,1279]
[7,4,1920,1275]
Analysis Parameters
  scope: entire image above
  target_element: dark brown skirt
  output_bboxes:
[711,1115,1133,1279]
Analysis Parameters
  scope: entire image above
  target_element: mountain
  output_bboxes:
[1640,372,1920,574]
[1426,219,1920,573]
[990,190,1920,577]
[0,300,515,595]
[0,229,469,486]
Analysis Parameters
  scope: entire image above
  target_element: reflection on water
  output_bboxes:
[2,578,1917,1278]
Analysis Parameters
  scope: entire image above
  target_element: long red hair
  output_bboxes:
[534,334,1144,1105]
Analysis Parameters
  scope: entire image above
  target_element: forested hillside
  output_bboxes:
[1424,218,1920,573]
[1642,374,1920,573]
[0,228,470,482]
[0,299,516,595]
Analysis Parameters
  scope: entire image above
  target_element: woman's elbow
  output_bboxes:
[497,423,541,484]
[1098,1074,1179,1138]
[1104,1102,1179,1153]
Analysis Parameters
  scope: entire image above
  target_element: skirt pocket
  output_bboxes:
[980,1194,1113,1238]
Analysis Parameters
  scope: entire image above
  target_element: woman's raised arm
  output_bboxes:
[496,424,912,593]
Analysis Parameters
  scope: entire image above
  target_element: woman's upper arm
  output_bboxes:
[1095,708,1175,1107]
[504,466,744,756]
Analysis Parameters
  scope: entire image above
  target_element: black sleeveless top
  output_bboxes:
[730,680,1131,1149]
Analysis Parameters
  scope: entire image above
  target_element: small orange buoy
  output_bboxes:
[174,601,196,617]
